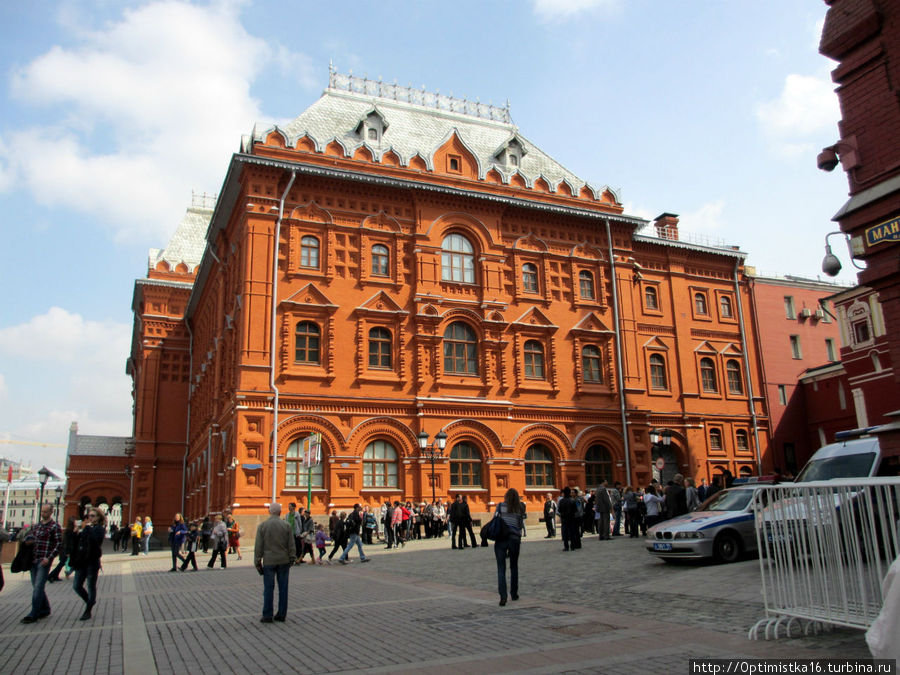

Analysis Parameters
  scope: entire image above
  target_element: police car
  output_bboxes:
[645,486,760,563]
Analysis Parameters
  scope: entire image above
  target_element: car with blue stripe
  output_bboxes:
[645,486,759,563]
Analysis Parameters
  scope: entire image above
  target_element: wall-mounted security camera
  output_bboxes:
[817,147,839,172]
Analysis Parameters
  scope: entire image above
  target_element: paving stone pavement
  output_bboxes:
[0,532,872,674]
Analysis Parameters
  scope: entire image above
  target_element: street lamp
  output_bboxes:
[417,429,448,505]
[54,485,63,521]
[37,466,53,514]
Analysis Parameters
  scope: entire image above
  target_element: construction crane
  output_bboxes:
[0,440,66,448]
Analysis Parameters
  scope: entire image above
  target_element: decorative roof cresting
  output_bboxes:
[328,64,513,124]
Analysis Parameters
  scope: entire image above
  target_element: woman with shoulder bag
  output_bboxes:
[494,488,525,606]
[71,508,107,620]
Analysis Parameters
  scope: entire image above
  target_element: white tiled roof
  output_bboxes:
[149,205,213,273]
[252,73,613,198]
[70,435,134,457]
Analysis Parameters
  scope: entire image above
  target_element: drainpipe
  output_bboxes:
[606,219,631,482]
[733,262,763,473]
[182,322,193,516]
[269,171,297,504]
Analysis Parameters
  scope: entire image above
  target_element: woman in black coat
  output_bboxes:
[71,507,107,620]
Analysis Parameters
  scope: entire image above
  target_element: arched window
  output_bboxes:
[645,286,659,310]
[584,444,613,488]
[368,327,392,369]
[582,345,602,383]
[700,357,718,393]
[522,263,539,293]
[363,440,398,487]
[450,443,482,487]
[726,359,743,394]
[649,353,668,390]
[441,233,475,283]
[524,340,545,379]
[300,236,319,268]
[735,429,750,452]
[709,428,723,451]
[739,466,753,477]
[294,322,320,364]
[444,322,478,375]
[720,295,733,318]
[371,244,389,276]
[525,444,555,487]
[579,270,595,300]
[694,292,708,315]
[285,436,325,487]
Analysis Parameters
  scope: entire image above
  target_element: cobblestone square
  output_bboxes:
[0,534,871,674]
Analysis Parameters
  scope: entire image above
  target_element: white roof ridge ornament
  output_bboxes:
[328,67,513,124]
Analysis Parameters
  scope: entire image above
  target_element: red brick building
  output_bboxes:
[746,273,844,473]
[818,0,900,457]
[799,284,898,453]
[68,72,772,531]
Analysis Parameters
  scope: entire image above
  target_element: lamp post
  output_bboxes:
[37,466,52,514]
[125,464,134,525]
[54,485,63,521]
[417,429,448,505]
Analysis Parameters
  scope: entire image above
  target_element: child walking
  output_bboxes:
[315,524,329,565]
[180,522,200,571]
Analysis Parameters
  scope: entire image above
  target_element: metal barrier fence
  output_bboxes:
[749,478,900,640]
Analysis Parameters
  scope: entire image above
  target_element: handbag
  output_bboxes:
[483,509,510,541]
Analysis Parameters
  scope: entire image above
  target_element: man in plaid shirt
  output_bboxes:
[21,504,62,624]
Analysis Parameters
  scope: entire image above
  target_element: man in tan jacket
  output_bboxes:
[254,503,295,623]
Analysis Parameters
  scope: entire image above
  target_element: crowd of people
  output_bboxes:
[10,472,733,624]
[542,472,730,552]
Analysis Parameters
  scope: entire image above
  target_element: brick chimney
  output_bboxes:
[654,213,680,241]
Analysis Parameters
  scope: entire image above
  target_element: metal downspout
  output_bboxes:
[733,262,763,473]
[269,171,297,504]
[606,219,631,482]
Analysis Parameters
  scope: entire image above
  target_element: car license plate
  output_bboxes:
[653,542,673,551]
[767,533,792,543]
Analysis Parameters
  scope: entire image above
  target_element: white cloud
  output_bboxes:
[622,202,655,222]
[533,0,618,21]
[0,307,130,365]
[0,308,133,468]
[756,72,840,158]
[0,374,7,401]
[1,0,314,242]
[681,199,726,233]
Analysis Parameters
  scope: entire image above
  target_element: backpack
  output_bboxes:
[575,498,585,519]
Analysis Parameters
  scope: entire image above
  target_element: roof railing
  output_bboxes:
[328,65,513,124]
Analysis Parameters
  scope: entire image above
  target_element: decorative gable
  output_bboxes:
[282,283,338,310]
[432,130,480,179]
[355,291,407,316]
[694,341,718,354]
[511,307,557,332]
[354,108,389,144]
[571,312,613,335]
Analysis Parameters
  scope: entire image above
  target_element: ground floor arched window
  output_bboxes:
[364,439,398,488]
[285,436,325,488]
[525,444,555,487]
[584,444,613,488]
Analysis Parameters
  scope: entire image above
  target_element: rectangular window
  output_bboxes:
[820,302,832,323]
[784,296,796,319]
[825,338,837,362]
[777,384,787,406]
[790,335,802,359]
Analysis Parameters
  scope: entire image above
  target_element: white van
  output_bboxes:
[794,435,882,482]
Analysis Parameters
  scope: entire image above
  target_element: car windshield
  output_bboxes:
[697,489,753,512]
[795,452,876,482]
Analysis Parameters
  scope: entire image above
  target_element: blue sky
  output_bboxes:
[0,0,855,472]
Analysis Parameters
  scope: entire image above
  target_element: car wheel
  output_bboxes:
[714,532,741,563]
